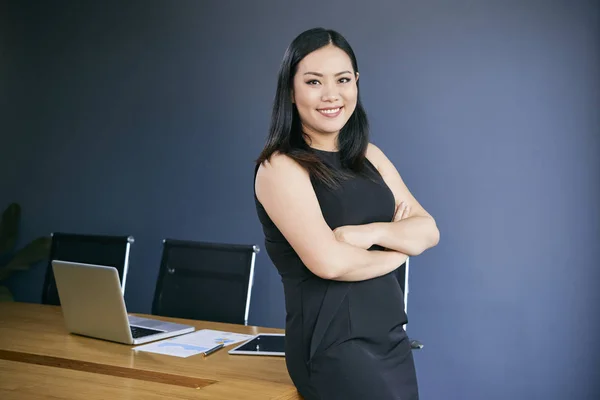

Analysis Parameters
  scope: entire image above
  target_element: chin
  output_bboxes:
[311,119,349,134]
[322,121,349,134]
[325,127,346,135]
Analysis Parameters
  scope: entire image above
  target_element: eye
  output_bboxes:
[306,79,320,85]
[339,77,352,83]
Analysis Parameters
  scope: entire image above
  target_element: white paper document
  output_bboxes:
[132,329,255,358]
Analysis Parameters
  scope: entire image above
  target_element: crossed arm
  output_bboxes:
[254,144,439,282]
[332,143,440,256]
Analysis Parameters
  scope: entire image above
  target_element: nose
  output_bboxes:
[321,82,339,102]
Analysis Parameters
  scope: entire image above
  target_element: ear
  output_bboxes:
[290,89,295,104]
[355,71,360,82]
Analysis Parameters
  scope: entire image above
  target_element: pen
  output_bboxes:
[203,343,224,357]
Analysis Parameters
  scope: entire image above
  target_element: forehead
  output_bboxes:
[296,45,354,74]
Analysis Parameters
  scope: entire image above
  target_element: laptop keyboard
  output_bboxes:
[130,325,163,339]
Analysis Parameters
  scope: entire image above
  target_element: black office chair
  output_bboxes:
[397,257,423,350]
[151,239,260,325]
[42,232,134,305]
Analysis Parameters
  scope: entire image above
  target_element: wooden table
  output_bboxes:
[0,302,301,399]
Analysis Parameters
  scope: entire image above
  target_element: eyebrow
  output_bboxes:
[303,70,353,77]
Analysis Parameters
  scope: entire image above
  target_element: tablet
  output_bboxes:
[228,333,285,356]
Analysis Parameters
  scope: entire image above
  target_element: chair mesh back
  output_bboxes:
[152,240,257,325]
[42,232,133,305]
[396,261,407,296]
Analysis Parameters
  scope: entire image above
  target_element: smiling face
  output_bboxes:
[292,44,359,148]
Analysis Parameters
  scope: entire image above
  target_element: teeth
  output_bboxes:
[319,108,340,114]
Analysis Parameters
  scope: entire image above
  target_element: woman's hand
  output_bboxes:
[393,201,411,222]
[333,224,378,250]
[333,202,411,249]
[334,201,411,250]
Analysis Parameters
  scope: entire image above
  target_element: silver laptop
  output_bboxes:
[52,260,195,345]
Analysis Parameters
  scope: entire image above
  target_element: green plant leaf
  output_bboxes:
[0,203,21,256]
[0,236,51,281]
[0,285,14,302]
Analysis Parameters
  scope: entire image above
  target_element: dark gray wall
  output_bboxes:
[2,1,599,399]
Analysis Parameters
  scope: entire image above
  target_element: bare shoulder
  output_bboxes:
[365,142,388,171]
[258,151,302,173]
[255,152,308,199]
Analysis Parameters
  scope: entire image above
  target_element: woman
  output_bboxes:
[254,27,439,400]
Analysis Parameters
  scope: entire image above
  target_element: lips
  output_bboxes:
[317,106,343,118]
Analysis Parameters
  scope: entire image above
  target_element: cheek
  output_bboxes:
[294,90,321,119]
[342,86,358,103]
[294,87,319,108]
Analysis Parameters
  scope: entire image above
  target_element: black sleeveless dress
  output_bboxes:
[254,149,419,400]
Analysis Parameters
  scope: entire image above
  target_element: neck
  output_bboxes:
[303,131,339,152]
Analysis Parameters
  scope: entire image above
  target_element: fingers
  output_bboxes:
[402,203,411,220]
[394,201,410,222]
[393,204,400,221]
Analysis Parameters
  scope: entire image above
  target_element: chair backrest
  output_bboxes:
[42,232,134,305]
[398,258,410,314]
[152,239,259,325]
[395,258,410,330]
[397,257,423,349]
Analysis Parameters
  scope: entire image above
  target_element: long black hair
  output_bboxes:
[256,27,370,189]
